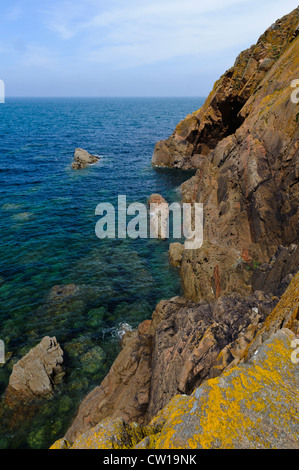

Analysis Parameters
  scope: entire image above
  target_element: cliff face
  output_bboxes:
[178,22,299,302]
[152,7,299,169]
[51,9,299,449]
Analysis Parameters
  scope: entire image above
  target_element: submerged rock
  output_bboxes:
[5,336,63,404]
[71,148,99,169]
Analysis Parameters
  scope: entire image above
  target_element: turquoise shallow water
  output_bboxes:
[0,97,204,448]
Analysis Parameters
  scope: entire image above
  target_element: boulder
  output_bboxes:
[5,336,63,404]
[71,148,99,169]
[168,242,184,267]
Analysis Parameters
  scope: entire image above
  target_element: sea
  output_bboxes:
[0,97,204,448]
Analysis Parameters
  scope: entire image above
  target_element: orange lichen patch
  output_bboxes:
[152,395,198,449]
[241,248,251,263]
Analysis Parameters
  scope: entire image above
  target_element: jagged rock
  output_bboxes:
[147,291,278,418]
[71,148,99,169]
[149,328,299,449]
[244,271,299,359]
[251,245,299,296]
[177,26,299,301]
[152,7,299,169]
[148,194,169,239]
[151,9,299,301]
[168,242,184,267]
[62,271,298,446]
[64,320,154,443]
[5,337,63,404]
[56,328,299,449]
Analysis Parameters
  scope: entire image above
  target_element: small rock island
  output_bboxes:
[71,148,99,169]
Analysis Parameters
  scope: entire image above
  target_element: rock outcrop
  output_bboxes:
[71,148,99,169]
[152,7,299,169]
[168,242,184,267]
[176,15,299,301]
[64,320,153,443]
[62,272,298,445]
[5,337,63,405]
[148,194,169,239]
[54,328,299,449]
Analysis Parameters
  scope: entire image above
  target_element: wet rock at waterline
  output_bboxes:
[71,148,99,169]
[5,336,64,405]
[148,194,169,240]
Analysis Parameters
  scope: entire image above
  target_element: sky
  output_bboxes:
[0,0,298,97]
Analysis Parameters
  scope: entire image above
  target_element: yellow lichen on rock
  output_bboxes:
[152,328,299,449]
[60,328,298,450]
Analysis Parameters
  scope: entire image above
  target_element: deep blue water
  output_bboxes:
[0,97,204,448]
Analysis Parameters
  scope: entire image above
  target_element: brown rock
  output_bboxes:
[147,194,167,205]
[6,336,63,405]
[148,194,169,240]
[169,242,184,267]
[71,148,99,169]
[178,28,299,301]
[64,320,154,443]
[152,8,299,169]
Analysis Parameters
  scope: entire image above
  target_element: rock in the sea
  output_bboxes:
[147,194,167,205]
[48,283,80,301]
[6,336,63,404]
[169,242,184,267]
[148,194,169,239]
[71,148,99,169]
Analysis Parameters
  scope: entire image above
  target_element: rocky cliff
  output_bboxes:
[177,7,299,302]
[152,7,299,169]
[51,8,299,449]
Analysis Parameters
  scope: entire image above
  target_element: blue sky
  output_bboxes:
[1,0,298,97]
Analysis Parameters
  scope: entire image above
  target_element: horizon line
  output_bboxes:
[4,95,206,99]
